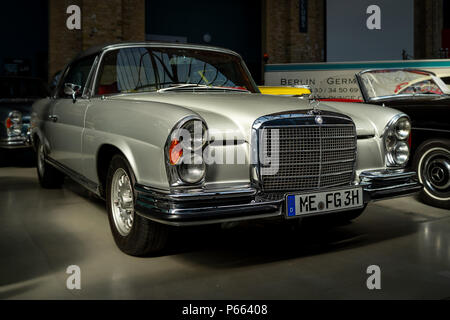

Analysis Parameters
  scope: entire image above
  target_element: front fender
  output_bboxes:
[83,98,199,189]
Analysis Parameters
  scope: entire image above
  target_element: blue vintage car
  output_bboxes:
[0,76,49,150]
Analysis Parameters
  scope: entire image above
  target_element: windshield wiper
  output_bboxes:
[157,84,203,92]
[157,84,249,93]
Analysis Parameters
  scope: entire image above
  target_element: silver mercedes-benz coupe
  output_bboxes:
[31,42,421,256]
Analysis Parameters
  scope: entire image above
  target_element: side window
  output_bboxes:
[58,55,96,98]
[96,48,157,95]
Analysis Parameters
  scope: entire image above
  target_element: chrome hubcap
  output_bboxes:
[421,147,450,199]
[111,168,134,236]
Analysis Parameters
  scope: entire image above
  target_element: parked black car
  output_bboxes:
[0,76,49,152]
[356,69,450,209]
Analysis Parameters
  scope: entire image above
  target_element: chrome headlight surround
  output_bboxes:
[164,116,208,187]
[5,110,23,137]
[384,114,411,167]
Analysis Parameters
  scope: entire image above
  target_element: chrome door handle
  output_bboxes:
[48,115,58,122]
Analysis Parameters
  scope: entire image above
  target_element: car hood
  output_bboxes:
[110,93,401,142]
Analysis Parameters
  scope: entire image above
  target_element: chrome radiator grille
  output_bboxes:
[259,124,357,192]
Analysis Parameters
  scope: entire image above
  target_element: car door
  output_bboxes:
[46,55,97,174]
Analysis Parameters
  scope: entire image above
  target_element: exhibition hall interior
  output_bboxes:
[0,0,449,303]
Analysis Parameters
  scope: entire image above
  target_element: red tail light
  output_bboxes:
[408,133,412,148]
[5,118,12,129]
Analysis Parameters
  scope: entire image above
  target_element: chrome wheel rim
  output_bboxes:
[37,143,45,177]
[419,147,450,201]
[111,168,134,236]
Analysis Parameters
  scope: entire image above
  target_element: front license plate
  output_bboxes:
[286,187,363,217]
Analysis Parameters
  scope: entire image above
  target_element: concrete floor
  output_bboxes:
[0,151,450,299]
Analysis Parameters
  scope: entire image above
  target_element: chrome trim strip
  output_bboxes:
[369,93,445,102]
[359,169,417,181]
[262,170,354,180]
[358,68,437,76]
[268,147,357,153]
[317,124,322,188]
[135,183,256,202]
[274,159,355,166]
[362,182,419,192]
[263,124,355,129]
[280,135,356,140]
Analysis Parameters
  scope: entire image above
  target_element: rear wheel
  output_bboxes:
[36,139,64,188]
[106,154,169,256]
[413,139,450,209]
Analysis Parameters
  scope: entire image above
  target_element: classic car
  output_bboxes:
[0,76,48,150]
[31,42,421,256]
[356,69,450,209]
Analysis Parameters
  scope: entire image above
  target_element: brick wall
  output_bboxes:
[264,0,325,64]
[264,0,443,63]
[48,0,145,79]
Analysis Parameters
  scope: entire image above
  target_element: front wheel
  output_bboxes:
[413,139,450,209]
[106,154,169,256]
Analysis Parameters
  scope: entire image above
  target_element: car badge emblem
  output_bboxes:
[315,115,323,125]
[308,98,321,115]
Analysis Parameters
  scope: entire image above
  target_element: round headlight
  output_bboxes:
[393,141,409,165]
[384,130,396,152]
[394,118,411,140]
[181,120,207,150]
[178,155,206,184]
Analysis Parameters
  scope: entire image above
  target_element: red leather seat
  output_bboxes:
[98,82,118,95]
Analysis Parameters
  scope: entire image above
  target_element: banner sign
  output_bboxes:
[299,0,308,33]
[264,59,450,100]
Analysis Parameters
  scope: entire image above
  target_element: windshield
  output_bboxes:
[96,46,258,95]
[358,69,449,101]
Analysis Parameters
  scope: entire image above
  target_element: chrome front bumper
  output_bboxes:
[135,169,422,226]
[0,135,31,149]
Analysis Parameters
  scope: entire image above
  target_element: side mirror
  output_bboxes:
[64,83,82,103]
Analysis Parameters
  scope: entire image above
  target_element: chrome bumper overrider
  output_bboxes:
[135,169,422,226]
